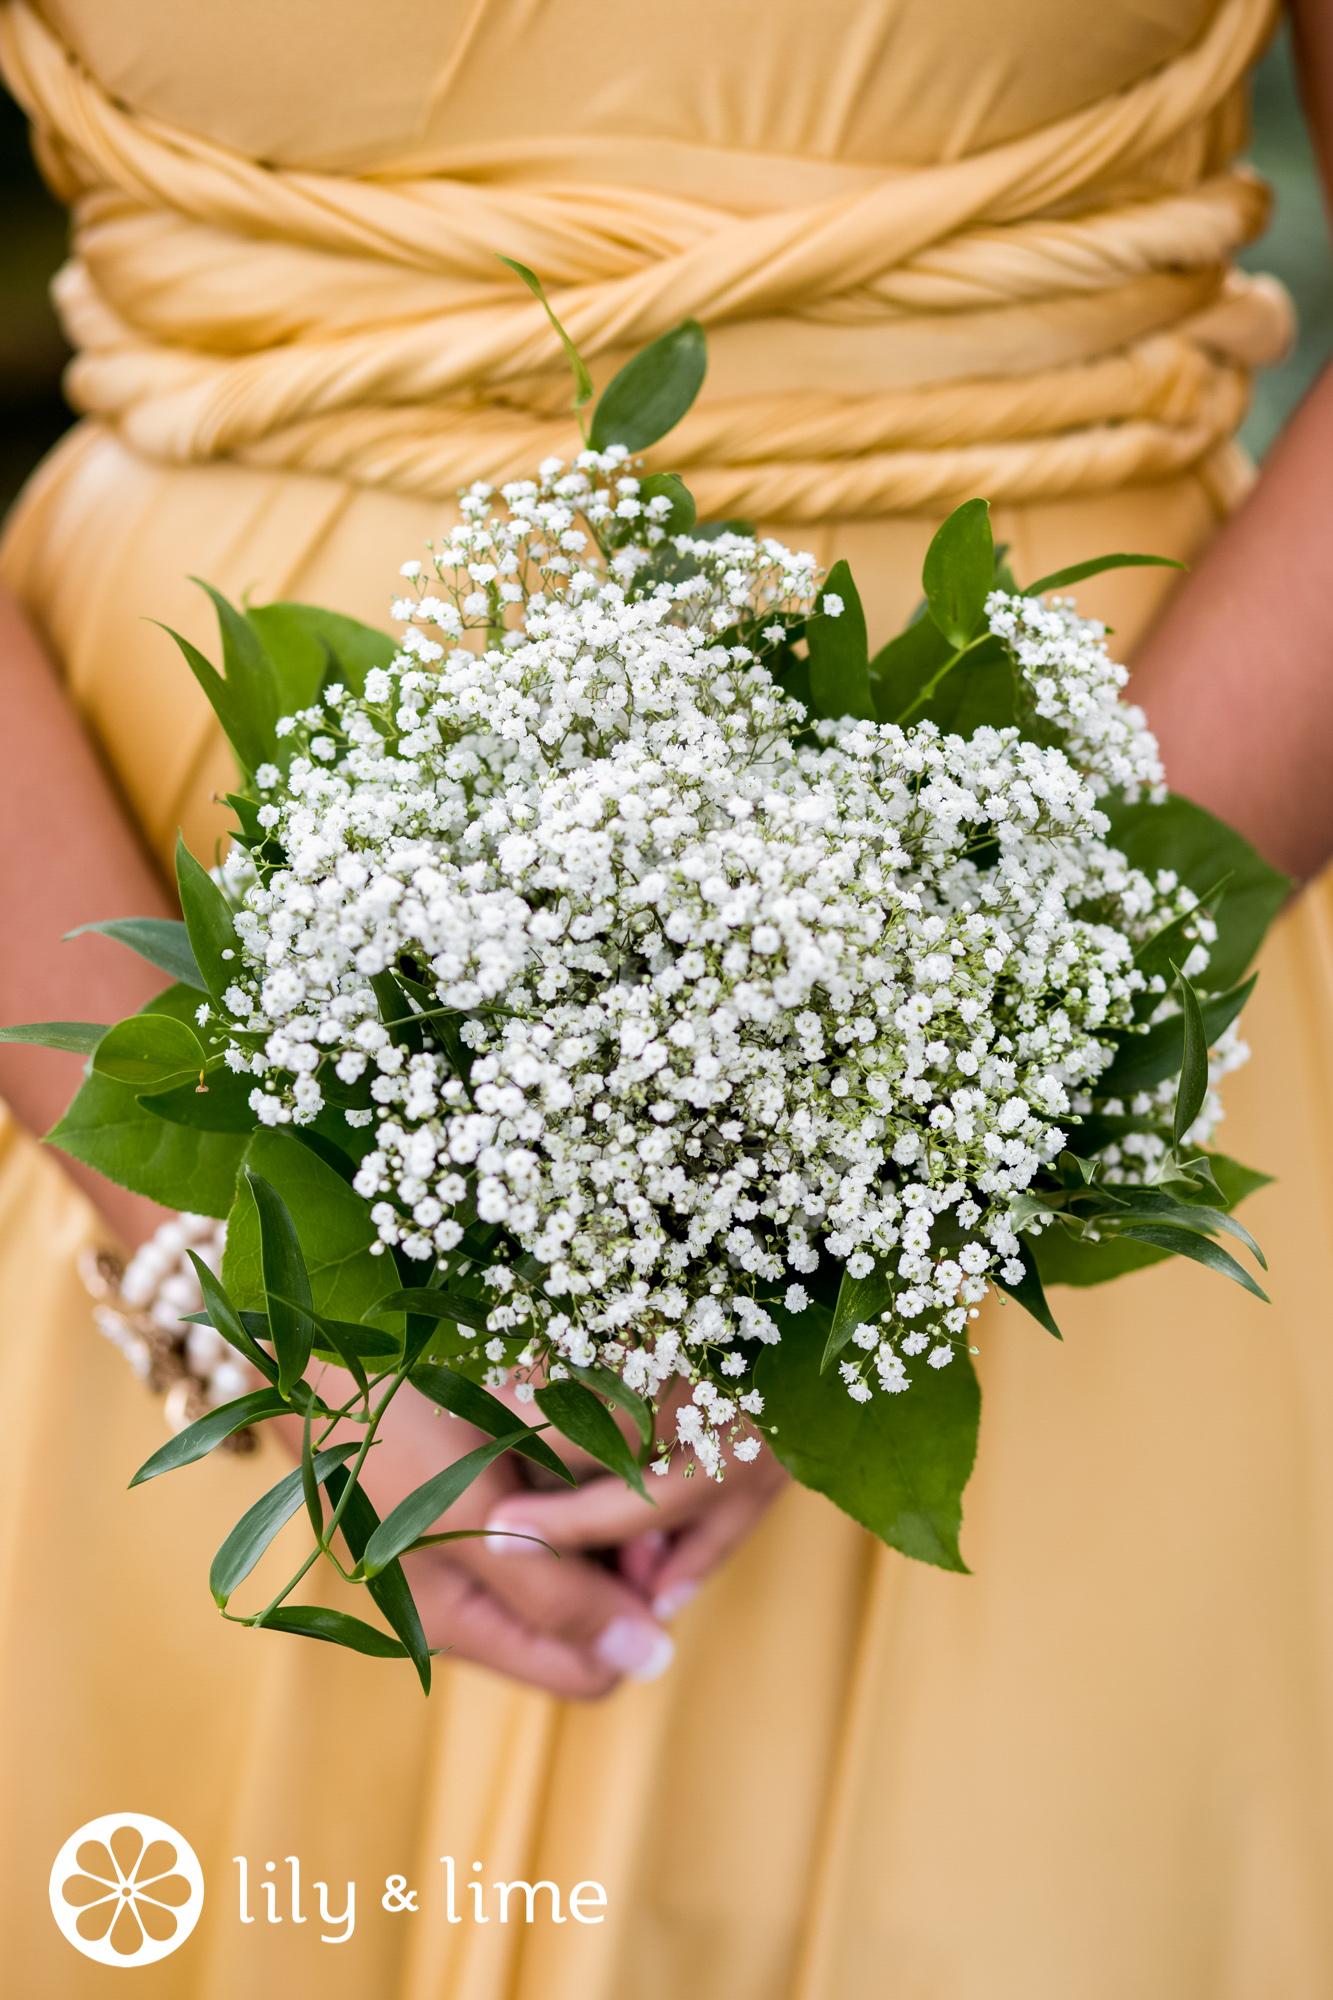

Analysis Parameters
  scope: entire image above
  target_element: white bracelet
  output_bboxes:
[81,1214,260,1443]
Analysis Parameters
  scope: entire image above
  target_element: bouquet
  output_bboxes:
[3,271,1288,1689]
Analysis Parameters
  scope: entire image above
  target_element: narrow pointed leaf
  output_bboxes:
[175,834,242,1001]
[368,1287,491,1331]
[1023,552,1184,597]
[362,1431,529,1577]
[589,319,707,452]
[411,1361,575,1483]
[534,1378,647,1498]
[0,1021,107,1054]
[252,1604,411,1658]
[209,1443,359,1606]
[993,1237,1063,1338]
[324,1465,431,1693]
[186,1250,278,1383]
[568,1362,653,1451]
[246,1170,316,1395]
[129,1386,291,1485]
[1112,1223,1269,1300]
[497,255,594,408]
[1170,963,1210,1151]
[64,918,206,992]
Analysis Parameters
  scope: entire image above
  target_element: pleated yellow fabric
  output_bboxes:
[6,2,1333,1993]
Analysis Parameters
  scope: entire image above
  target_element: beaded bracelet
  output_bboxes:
[80,1214,259,1447]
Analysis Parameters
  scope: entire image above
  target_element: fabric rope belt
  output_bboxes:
[0,0,1290,519]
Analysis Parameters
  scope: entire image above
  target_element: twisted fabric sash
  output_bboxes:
[0,0,1290,519]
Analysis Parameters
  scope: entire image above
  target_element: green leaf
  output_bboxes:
[48,985,250,1215]
[905,633,1016,736]
[92,1013,205,1091]
[369,1287,491,1332]
[63,918,205,992]
[245,601,394,710]
[139,1064,258,1132]
[805,561,875,722]
[323,1465,431,1693]
[362,1431,528,1577]
[245,1170,316,1396]
[410,1361,575,1483]
[754,1297,978,1571]
[154,581,283,781]
[209,1442,359,1606]
[497,255,594,409]
[1099,972,1256,1099]
[1171,963,1209,1150]
[868,614,953,724]
[1128,878,1229,1020]
[992,1237,1063,1338]
[922,499,993,648]
[635,472,696,537]
[1022,552,1185,597]
[253,1604,411,1659]
[1033,1226,1167,1287]
[533,1378,647,1498]
[589,320,707,453]
[186,1250,278,1383]
[222,1128,385,1322]
[175,834,241,1002]
[0,1021,107,1054]
[1100,792,1289,992]
[821,1259,894,1374]
[1111,1223,1269,1300]
[129,1386,291,1485]
[567,1362,654,1452]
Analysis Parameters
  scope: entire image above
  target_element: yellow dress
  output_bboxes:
[5,0,1333,1990]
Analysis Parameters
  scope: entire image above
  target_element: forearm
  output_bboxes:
[0,580,173,1243]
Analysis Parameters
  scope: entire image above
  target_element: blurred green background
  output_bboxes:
[0,24,1330,516]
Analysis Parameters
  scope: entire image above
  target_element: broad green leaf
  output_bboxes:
[245,1169,316,1396]
[186,1250,278,1383]
[48,985,250,1215]
[63,917,205,992]
[209,1442,360,1606]
[1033,1227,1167,1287]
[253,1603,411,1658]
[92,1013,205,1091]
[129,1386,291,1485]
[246,601,394,710]
[222,1128,385,1321]
[869,614,951,723]
[1100,792,1289,991]
[1022,552,1184,597]
[993,1237,1063,1338]
[0,1021,107,1054]
[411,1361,575,1483]
[323,1465,431,1693]
[1099,972,1256,1099]
[1171,964,1209,1150]
[369,1287,491,1332]
[534,1378,647,1498]
[175,834,241,1001]
[821,1259,894,1374]
[589,320,707,453]
[922,499,993,648]
[754,1296,978,1571]
[1111,1223,1269,1300]
[1129,878,1229,1021]
[634,471,696,536]
[906,633,1016,736]
[497,255,594,409]
[805,560,876,722]
[139,1064,257,1132]
[362,1431,528,1577]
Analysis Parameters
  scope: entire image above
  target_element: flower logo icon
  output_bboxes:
[49,1813,204,1966]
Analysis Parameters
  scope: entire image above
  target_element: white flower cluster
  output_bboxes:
[206,454,1230,1474]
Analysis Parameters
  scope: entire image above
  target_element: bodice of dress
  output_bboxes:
[0,0,1290,518]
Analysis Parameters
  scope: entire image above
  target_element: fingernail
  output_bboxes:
[594,1616,675,1682]
[484,1516,545,1554]
[651,1579,700,1623]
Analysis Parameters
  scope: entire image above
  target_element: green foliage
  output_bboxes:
[496,255,594,409]
[1021,552,1184,597]
[222,1129,385,1322]
[175,834,241,1002]
[246,1170,317,1395]
[1171,965,1210,1150]
[589,321,707,453]
[209,1443,359,1605]
[755,1295,979,1571]
[993,1238,1063,1338]
[129,1387,294,1485]
[362,1431,527,1577]
[48,985,249,1214]
[323,1465,433,1691]
[63,917,205,991]
[534,1378,648,1496]
[1100,793,1290,992]
[139,1065,257,1131]
[411,1362,575,1482]
[253,1605,413,1659]
[0,1021,107,1053]
[821,1258,894,1373]
[921,497,994,648]
[1099,973,1256,1098]
[92,1013,205,1091]
[805,561,876,722]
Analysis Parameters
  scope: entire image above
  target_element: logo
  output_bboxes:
[50,1814,204,1966]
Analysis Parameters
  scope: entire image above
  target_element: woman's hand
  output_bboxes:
[275,1372,787,1699]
